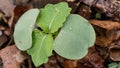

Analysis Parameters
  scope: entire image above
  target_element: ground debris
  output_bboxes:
[96,36,112,47]
[32,0,79,13]
[80,0,120,21]
[80,0,95,6]
[0,45,27,68]
[44,55,61,68]
[77,46,104,68]
[95,0,120,21]
[90,19,120,63]
[63,60,77,68]
[0,34,7,48]
[110,48,120,61]
[78,5,91,19]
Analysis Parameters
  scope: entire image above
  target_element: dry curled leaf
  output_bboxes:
[0,45,26,68]
[110,48,120,61]
[90,20,120,30]
[109,43,120,61]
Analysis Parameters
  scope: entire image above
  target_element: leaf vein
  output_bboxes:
[48,8,59,31]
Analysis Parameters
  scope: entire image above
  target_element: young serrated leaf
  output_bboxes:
[27,29,53,67]
[14,9,39,50]
[36,2,71,33]
[54,14,96,59]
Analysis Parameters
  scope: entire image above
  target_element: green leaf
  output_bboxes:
[27,29,53,67]
[14,9,40,50]
[36,2,71,33]
[108,62,119,68]
[54,14,96,59]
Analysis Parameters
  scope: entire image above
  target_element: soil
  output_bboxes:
[0,0,120,68]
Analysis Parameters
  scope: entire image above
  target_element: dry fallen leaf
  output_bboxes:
[92,20,120,62]
[0,0,15,17]
[0,45,26,68]
[90,20,120,30]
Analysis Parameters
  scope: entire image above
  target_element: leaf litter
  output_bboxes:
[0,45,27,68]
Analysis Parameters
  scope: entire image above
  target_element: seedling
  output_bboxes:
[14,2,96,67]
